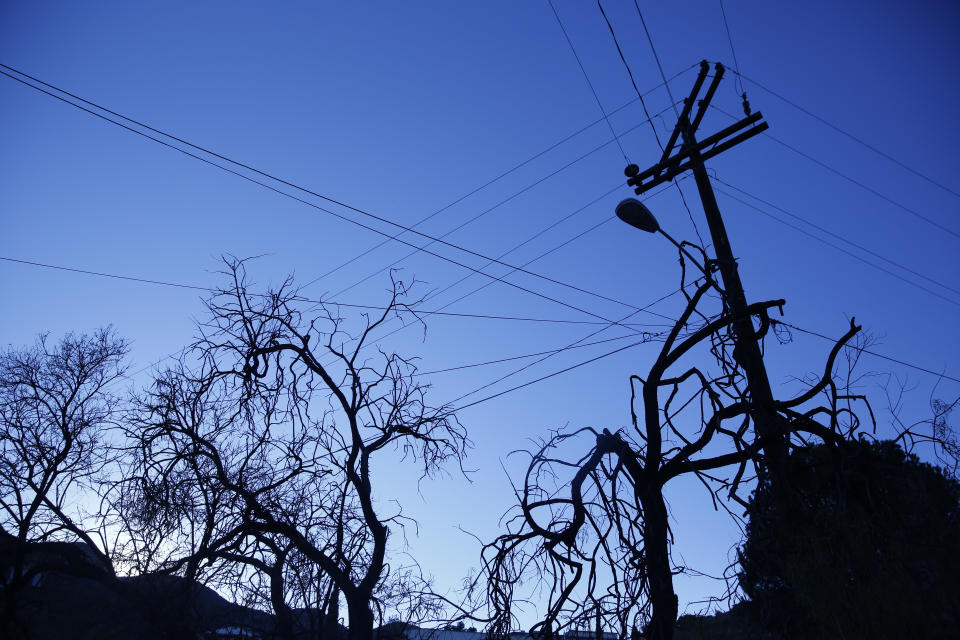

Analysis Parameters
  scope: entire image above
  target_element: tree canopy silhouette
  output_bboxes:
[123,259,467,640]
[0,329,127,637]
[738,439,960,639]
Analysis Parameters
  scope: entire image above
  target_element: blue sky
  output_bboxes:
[2,0,959,621]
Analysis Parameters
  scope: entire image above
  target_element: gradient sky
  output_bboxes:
[2,0,959,623]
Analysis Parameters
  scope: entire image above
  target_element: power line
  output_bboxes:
[0,61,689,302]
[312,183,687,373]
[332,182,690,387]
[315,174,699,373]
[718,0,745,97]
[453,310,959,415]
[311,179,693,372]
[454,334,658,412]
[712,178,960,300]
[450,284,684,406]
[597,1,706,248]
[0,66,667,331]
[710,103,960,241]
[0,255,672,328]
[765,129,960,240]
[314,181,685,373]
[714,185,960,308]
[0,256,210,292]
[0,254,684,414]
[546,0,630,162]
[777,321,960,385]
[597,0,706,246]
[418,332,640,376]
[725,65,960,201]
[326,102,681,302]
[597,0,664,150]
[7,243,947,407]
[0,251,686,417]
[0,253,679,404]
[631,1,679,119]
[301,80,685,291]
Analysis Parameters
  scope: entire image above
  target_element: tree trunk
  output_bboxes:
[270,561,294,640]
[641,486,677,640]
[1,534,28,640]
[346,594,374,640]
[323,585,340,640]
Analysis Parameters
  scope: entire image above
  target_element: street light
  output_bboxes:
[616,197,708,274]
[615,198,659,233]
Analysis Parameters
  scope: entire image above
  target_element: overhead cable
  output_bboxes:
[597,1,706,247]
[725,65,960,201]
[710,103,960,241]
[0,67,664,331]
[0,255,670,328]
[546,0,630,162]
[714,187,960,308]
[327,102,681,301]
[713,179,960,300]
[778,322,960,385]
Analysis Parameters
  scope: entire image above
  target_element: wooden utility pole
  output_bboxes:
[624,60,785,475]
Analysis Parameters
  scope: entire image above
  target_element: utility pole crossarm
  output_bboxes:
[626,62,768,195]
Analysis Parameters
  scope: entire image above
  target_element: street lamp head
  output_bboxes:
[615,198,660,233]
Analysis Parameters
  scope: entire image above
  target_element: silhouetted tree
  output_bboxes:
[738,439,960,639]
[0,329,127,636]
[127,259,467,640]
[481,239,869,640]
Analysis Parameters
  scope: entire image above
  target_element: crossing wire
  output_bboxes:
[0,256,672,328]
[449,282,686,406]
[0,63,701,329]
[546,0,630,162]
[714,187,960,309]
[0,253,685,408]
[709,103,960,241]
[596,0,664,150]
[453,316,960,413]
[712,178,960,301]
[303,68,695,291]
[325,101,682,302]
[310,179,692,372]
[0,61,692,301]
[0,66,666,332]
[777,322,960,385]
[453,334,658,412]
[418,332,641,376]
[597,1,706,248]
[724,65,960,201]
[4,253,950,410]
[5,65,953,408]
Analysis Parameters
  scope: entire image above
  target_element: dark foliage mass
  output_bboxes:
[738,439,960,639]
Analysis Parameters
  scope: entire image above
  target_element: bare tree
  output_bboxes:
[884,378,960,478]
[126,259,467,640]
[481,239,869,640]
[0,329,128,633]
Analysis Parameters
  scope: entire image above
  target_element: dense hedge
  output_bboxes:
[737,440,960,639]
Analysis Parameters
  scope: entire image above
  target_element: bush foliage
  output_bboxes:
[738,439,960,639]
